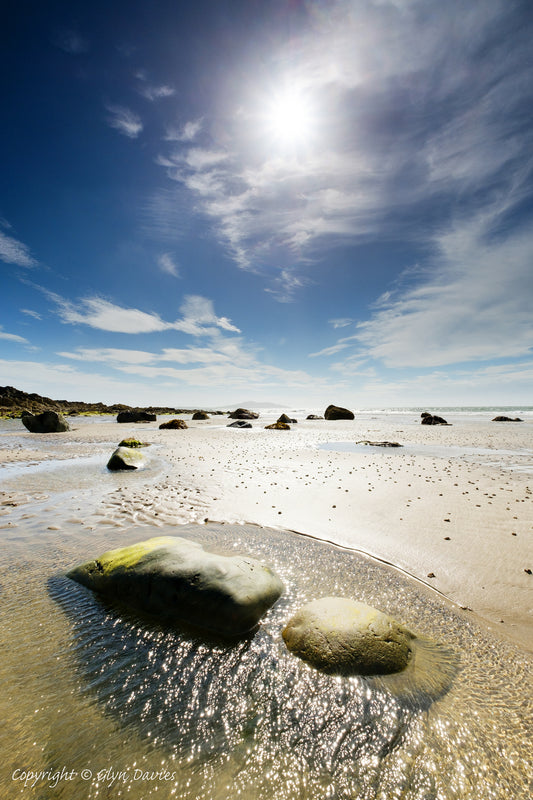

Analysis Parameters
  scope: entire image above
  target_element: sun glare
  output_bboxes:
[266,86,315,147]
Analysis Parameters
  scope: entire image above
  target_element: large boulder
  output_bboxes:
[282,597,414,675]
[107,446,147,471]
[324,405,354,421]
[159,418,188,429]
[21,410,70,433]
[67,536,284,636]
[117,410,157,423]
[420,412,449,425]
[227,420,253,429]
[192,411,210,420]
[228,408,259,420]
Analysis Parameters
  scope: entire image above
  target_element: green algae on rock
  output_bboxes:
[283,597,414,675]
[66,536,284,636]
[118,437,149,448]
[107,446,147,470]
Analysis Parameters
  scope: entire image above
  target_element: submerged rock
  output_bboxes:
[324,405,354,421]
[21,410,70,433]
[107,446,147,470]
[67,536,284,636]
[159,418,188,429]
[283,597,414,675]
[356,440,403,448]
[227,420,253,428]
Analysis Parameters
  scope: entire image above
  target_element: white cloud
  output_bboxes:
[164,119,203,142]
[20,308,42,320]
[0,230,37,267]
[355,216,533,367]
[44,290,240,337]
[157,253,180,277]
[106,105,143,138]
[0,328,28,344]
[139,84,175,101]
[329,318,353,329]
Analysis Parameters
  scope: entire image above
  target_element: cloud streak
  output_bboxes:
[0,230,37,267]
[106,105,143,138]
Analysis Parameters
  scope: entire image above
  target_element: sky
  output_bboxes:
[2,0,533,409]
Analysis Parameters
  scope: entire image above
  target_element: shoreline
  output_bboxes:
[1,411,532,652]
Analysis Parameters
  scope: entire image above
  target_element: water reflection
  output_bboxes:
[43,523,531,800]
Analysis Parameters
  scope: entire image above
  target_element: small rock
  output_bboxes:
[159,419,188,429]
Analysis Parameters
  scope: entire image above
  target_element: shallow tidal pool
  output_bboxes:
[1,515,531,800]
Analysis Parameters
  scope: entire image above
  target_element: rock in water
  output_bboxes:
[283,597,413,675]
[21,410,70,433]
[107,446,147,470]
[324,405,354,421]
[67,536,284,636]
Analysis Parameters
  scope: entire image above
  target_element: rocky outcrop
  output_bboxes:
[306,414,323,420]
[324,405,354,421]
[227,420,253,429]
[265,421,290,430]
[192,411,210,420]
[283,597,414,675]
[117,410,157,423]
[67,536,284,636]
[492,416,523,422]
[278,414,297,424]
[159,419,188,429]
[107,446,147,470]
[420,412,449,425]
[228,408,259,420]
[21,410,70,433]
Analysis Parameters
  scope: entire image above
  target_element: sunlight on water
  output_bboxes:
[1,518,531,800]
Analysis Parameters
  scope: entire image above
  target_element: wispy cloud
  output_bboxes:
[0,327,28,344]
[136,71,175,101]
[20,308,42,320]
[44,290,240,336]
[329,318,353,329]
[154,0,532,305]
[164,119,203,142]
[106,104,143,138]
[0,230,37,267]
[157,253,180,277]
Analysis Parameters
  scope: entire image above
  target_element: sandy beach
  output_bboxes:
[1,409,532,651]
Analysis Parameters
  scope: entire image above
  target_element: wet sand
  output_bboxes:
[1,411,532,651]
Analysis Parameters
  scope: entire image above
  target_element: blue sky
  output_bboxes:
[2,0,533,408]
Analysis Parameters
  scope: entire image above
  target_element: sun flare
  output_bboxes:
[266,86,315,146]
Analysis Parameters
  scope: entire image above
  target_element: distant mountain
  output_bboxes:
[226,400,287,410]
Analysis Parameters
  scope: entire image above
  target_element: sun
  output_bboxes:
[265,86,315,147]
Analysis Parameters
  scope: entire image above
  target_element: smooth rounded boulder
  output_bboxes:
[67,536,284,636]
[159,418,188,429]
[324,405,354,421]
[282,597,414,675]
[21,410,70,433]
[107,446,147,470]
[228,408,259,420]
